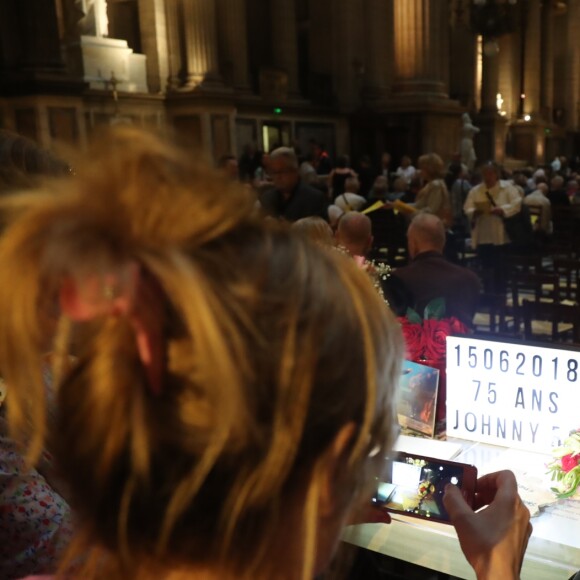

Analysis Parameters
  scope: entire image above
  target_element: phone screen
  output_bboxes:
[373,453,476,523]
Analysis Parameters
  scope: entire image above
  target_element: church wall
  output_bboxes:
[0,0,578,165]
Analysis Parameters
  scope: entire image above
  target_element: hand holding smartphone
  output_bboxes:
[373,452,478,524]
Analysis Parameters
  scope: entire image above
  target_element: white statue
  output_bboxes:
[76,0,109,37]
[460,113,480,172]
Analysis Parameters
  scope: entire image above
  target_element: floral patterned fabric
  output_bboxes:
[0,412,72,579]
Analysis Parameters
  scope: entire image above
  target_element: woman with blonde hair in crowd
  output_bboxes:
[0,128,530,580]
[291,215,334,246]
[415,153,453,225]
[384,154,451,224]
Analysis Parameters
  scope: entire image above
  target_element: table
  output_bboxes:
[343,439,580,579]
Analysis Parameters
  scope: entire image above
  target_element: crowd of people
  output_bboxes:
[0,126,551,580]
[231,143,580,300]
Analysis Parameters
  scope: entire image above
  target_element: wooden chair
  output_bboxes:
[368,208,407,265]
[552,258,580,302]
[542,242,576,261]
[552,206,580,246]
[522,299,580,343]
[503,253,544,276]
[474,292,509,334]
[510,272,560,332]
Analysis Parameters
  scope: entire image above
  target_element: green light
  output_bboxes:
[273,107,283,115]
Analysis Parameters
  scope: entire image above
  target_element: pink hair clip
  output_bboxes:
[59,262,165,395]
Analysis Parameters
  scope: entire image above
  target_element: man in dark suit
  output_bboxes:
[387,213,481,326]
[548,175,570,207]
[259,147,329,222]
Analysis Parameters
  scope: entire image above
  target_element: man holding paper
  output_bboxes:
[463,162,521,290]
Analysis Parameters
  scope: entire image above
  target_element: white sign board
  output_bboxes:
[446,336,580,453]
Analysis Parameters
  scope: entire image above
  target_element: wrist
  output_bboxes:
[474,556,519,580]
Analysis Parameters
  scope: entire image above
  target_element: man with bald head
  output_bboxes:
[388,213,481,326]
[335,211,373,256]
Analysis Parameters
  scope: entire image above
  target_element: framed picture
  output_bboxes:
[397,360,440,437]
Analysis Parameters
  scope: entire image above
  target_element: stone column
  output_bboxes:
[392,0,448,98]
[363,0,389,99]
[164,0,183,89]
[271,0,299,94]
[182,0,222,88]
[498,34,517,118]
[523,0,541,116]
[478,40,507,164]
[540,0,554,121]
[566,0,580,130]
[449,12,477,109]
[334,0,358,109]
[480,48,499,114]
[16,0,65,70]
[137,0,169,93]
[216,0,250,90]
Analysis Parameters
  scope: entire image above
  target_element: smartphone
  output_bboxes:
[372,452,478,524]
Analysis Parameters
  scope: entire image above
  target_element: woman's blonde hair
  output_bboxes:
[291,216,334,246]
[418,153,445,180]
[0,128,402,579]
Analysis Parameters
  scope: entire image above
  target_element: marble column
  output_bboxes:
[216,0,250,90]
[480,48,499,114]
[164,0,183,89]
[182,0,221,87]
[363,0,389,99]
[523,0,541,117]
[271,0,299,94]
[392,0,448,98]
[540,0,554,121]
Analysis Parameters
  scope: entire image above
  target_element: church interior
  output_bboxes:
[0,0,578,168]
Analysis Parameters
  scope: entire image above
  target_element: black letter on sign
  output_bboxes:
[465,412,477,433]
[515,387,525,409]
[549,392,559,414]
[532,389,542,412]
[452,409,459,430]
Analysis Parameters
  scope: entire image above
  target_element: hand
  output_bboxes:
[382,202,395,210]
[347,503,392,525]
[491,207,505,217]
[443,470,532,580]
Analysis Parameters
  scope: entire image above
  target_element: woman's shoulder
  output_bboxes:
[426,179,448,193]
